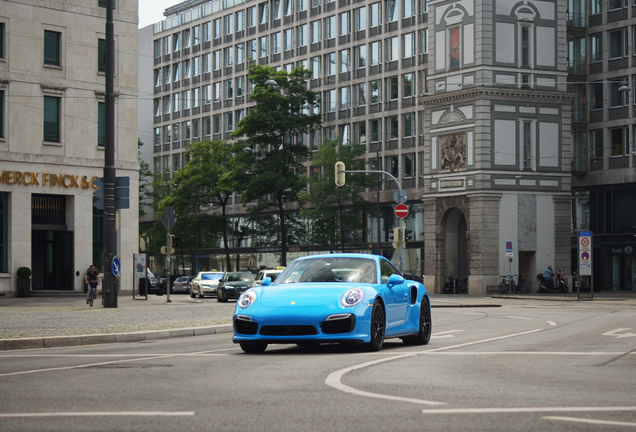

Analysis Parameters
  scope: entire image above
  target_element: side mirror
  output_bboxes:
[387,274,405,288]
[261,277,272,286]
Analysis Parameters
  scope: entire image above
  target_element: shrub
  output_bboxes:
[17,267,32,279]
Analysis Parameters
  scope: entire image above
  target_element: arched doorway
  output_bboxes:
[444,208,468,281]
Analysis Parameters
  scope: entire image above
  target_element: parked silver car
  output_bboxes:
[172,276,194,294]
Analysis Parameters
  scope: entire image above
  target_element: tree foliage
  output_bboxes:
[299,139,375,251]
[232,63,321,266]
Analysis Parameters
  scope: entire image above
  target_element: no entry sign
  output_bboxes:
[394,204,409,219]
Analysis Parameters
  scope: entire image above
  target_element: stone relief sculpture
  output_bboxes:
[440,133,466,172]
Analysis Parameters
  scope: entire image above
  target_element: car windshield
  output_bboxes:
[201,273,222,281]
[276,257,377,284]
[175,277,187,282]
[225,272,255,282]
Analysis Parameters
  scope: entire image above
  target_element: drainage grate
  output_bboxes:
[84,364,173,369]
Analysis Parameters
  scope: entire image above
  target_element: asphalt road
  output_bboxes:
[0,297,635,432]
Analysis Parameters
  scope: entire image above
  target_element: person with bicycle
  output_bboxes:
[85,265,101,305]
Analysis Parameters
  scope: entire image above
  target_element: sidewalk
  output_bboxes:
[0,293,235,350]
[1,290,634,351]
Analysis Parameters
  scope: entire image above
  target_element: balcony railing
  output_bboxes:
[567,12,585,28]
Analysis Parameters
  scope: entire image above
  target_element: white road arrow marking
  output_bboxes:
[601,328,636,339]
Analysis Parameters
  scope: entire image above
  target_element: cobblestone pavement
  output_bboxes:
[0,293,235,339]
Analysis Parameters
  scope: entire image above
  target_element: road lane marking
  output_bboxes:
[326,329,544,406]
[0,412,195,418]
[325,355,446,406]
[507,316,532,320]
[422,406,636,415]
[543,416,636,427]
[546,321,557,326]
[601,328,636,339]
[431,330,466,339]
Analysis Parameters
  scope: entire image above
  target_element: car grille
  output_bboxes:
[234,317,258,335]
[260,325,317,336]
[321,315,356,334]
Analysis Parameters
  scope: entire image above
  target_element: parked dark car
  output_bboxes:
[217,272,256,302]
[141,269,162,295]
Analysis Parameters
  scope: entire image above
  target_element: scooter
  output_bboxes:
[537,273,568,293]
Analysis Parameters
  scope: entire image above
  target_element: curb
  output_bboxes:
[0,324,233,352]
[490,295,627,302]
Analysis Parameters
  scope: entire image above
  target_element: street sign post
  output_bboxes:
[394,204,409,219]
[578,231,593,299]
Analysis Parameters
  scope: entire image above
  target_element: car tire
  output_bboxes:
[364,300,385,352]
[240,342,268,354]
[198,289,204,299]
[402,297,432,346]
[216,292,222,302]
[190,288,196,298]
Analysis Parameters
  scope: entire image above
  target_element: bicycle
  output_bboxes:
[498,274,517,294]
[443,276,468,294]
[87,280,99,307]
[515,276,527,294]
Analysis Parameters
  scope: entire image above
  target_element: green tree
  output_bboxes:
[232,63,321,266]
[161,140,242,271]
[138,139,152,219]
[299,138,375,251]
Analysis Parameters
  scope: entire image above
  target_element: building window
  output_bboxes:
[357,45,366,68]
[390,116,399,139]
[591,129,603,159]
[339,87,349,110]
[356,83,366,106]
[590,33,602,62]
[298,24,308,47]
[225,15,233,35]
[285,0,293,16]
[355,7,366,31]
[388,37,399,62]
[420,29,428,54]
[340,124,350,145]
[370,119,381,142]
[98,102,105,146]
[590,82,603,110]
[390,76,399,100]
[609,80,626,108]
[164,65,171,84]
[356,121,366,144]
[213,115,221,134]
[590,0,601,14]
[521,26,530,67]
[214,19,222,39]
[225,47,233,66]
[98,39,106,72]
[163,35,170,55]
[311,21,321,44]
[340,12,350,37]
[522,120,532,169]
[272,32,281,54]
[260,3,269,24]
[387,0,398,22]
[203,22,211,42]
[325,16,336,40]
[327,89,336,112]
[403,154,414,177]
[311,57,321,78]
[153,39,161,59]
[403,0,414,18]
[326,52,336,76]
[370,80,380,103]
[403,74,413,98]
[236,44,244,65]
[260,36,268,57]
[43,96,60,142]
[403,114,412,137]
[610,127,628,156]
[173,32,180,52]
[44,30,61,66]
[284,29,294,51]
[370,41,381,66]
[225,79,233,99]
[403,33,414,58]
[449,27,460,69]
[370,3,381,27]
[608,0,623,10]
[609,28,627,59]
[389,155,399,177]
[248,7,256,27]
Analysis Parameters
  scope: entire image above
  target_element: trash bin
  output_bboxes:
[139,278,147,296]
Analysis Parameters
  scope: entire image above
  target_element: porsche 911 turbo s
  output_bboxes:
[232,253,431,353]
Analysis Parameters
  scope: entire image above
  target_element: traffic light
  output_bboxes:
[403,229,413,242]
[335,161,346,187]
[172,235,180,249]
[390,227,400,249]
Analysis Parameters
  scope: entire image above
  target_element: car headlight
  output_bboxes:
[225,285,234,289]
[238,289,257,308]
[340,288,364,308]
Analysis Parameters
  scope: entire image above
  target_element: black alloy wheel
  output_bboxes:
[365,300,385,351]
[403,297,432,345]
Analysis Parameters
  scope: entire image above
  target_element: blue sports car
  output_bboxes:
[233,253,432,353]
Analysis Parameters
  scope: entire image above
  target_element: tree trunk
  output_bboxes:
[278,195,287,267]
[222,206,232,272]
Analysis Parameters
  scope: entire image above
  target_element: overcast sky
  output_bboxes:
[138,0,177,28]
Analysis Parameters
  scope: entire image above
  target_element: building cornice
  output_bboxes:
[419,87,575,106]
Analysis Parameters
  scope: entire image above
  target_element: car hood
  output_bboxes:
[223,281,254,288]
[259,283,358,307]
[200,280,220,286]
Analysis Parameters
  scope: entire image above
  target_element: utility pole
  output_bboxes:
[102,0,117,308]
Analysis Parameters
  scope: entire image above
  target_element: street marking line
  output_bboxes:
[325,329,545,406]
[421,406,636,415]
[546,321,557,326]
[0,347,239,359]
[543,416,636,427]
[507,316,532,320]
[431,330,466,339]
[0,412,195,418]
[325,355,446,406]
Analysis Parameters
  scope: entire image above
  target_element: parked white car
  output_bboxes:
[190,271,224,298]
[255,268,285,285]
